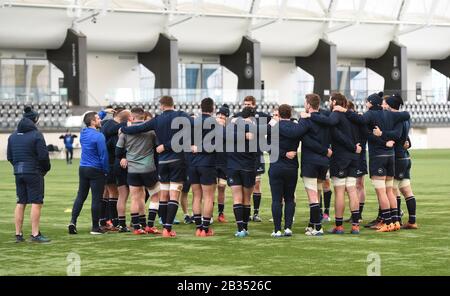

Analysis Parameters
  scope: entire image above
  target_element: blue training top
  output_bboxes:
[79,127,109,173]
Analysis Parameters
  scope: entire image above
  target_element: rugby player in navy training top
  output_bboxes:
[275,95,333,236]
[189,98,218,237]
[378,94,417,229]
[334,92,410,232]
[267,104,327,237]
[120,96,191,237]
[305,93,364,234]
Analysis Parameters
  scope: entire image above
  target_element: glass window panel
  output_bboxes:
[25,59,50,102]
[0,59,25,102]
[202,64,222,89]
[350,67,368,101]
[432,69,450,102]
[295,67,314,108]
[139,64,155,102]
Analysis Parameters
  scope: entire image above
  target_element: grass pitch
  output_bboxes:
[0,149,449,276]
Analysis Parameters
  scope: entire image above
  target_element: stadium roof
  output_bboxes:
[1,0,450,59]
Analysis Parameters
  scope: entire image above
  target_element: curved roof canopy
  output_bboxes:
[0,0,449,59]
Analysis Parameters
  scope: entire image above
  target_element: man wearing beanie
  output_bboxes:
[215,104,230,222]
[380,95,417,229]
[339,92,410,232]
[7,106,51,243]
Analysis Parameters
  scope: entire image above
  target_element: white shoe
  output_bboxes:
[305,227,324,236]
[304,226,313,234]
[269,218,274,222]
[271,231,282,238]
[284,228,293,237]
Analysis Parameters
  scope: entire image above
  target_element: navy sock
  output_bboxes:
[165,200,179,231]
[202,217,211,233]
[158,201,168,226]
[218,203,225,214]
[139,214,147,228]
[391,208,398,223]
[233,204,244,232]
[253,193,261,215]
[310,203,322,231]
[359,203,365,217]
[194,214,202,229]
[131,213,140,230]
[118,216,126,228]
[351,211,360,226]
[405,196,416,224]
[147,208,158,227]
[108,198,119,226]
[381,209,392,225]
[335,217,344,227]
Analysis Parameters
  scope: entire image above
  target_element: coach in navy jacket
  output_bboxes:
[7,106,51,243]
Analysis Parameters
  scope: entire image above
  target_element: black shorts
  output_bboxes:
[216,167,227,180]
[106,165,116,185]
[256,159,265,176]
[15,174,44,204]
[301,163,328,180]
[158,160,185,183]
[227,169,256,188]
[127,171,158,188]
[369,155,395,177]
[114,165,128,187]
[356,152,368,177]
[330,158,359,178]
[189,166,217,185]
[395,158,411,180]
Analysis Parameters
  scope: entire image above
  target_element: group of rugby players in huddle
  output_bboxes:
[68,92,417,238]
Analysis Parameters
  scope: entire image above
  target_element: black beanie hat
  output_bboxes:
[241,106,256,119]
[386,94,404,110]
[23,106,39,123]
[217,104,230,117]
[367,92,384,107]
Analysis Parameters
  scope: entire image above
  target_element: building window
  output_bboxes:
[0,58,64,103]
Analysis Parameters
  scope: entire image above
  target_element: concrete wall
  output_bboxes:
[407,60,433,101]
[87,52,140,106]
[261,57,298,104]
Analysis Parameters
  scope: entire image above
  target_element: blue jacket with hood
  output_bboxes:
[7,118,51,175]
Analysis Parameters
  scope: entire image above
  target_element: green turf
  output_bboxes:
[0,149,449,276]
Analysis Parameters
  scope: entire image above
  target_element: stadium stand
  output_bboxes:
[0,102,72,130]
[1,100,449,131]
